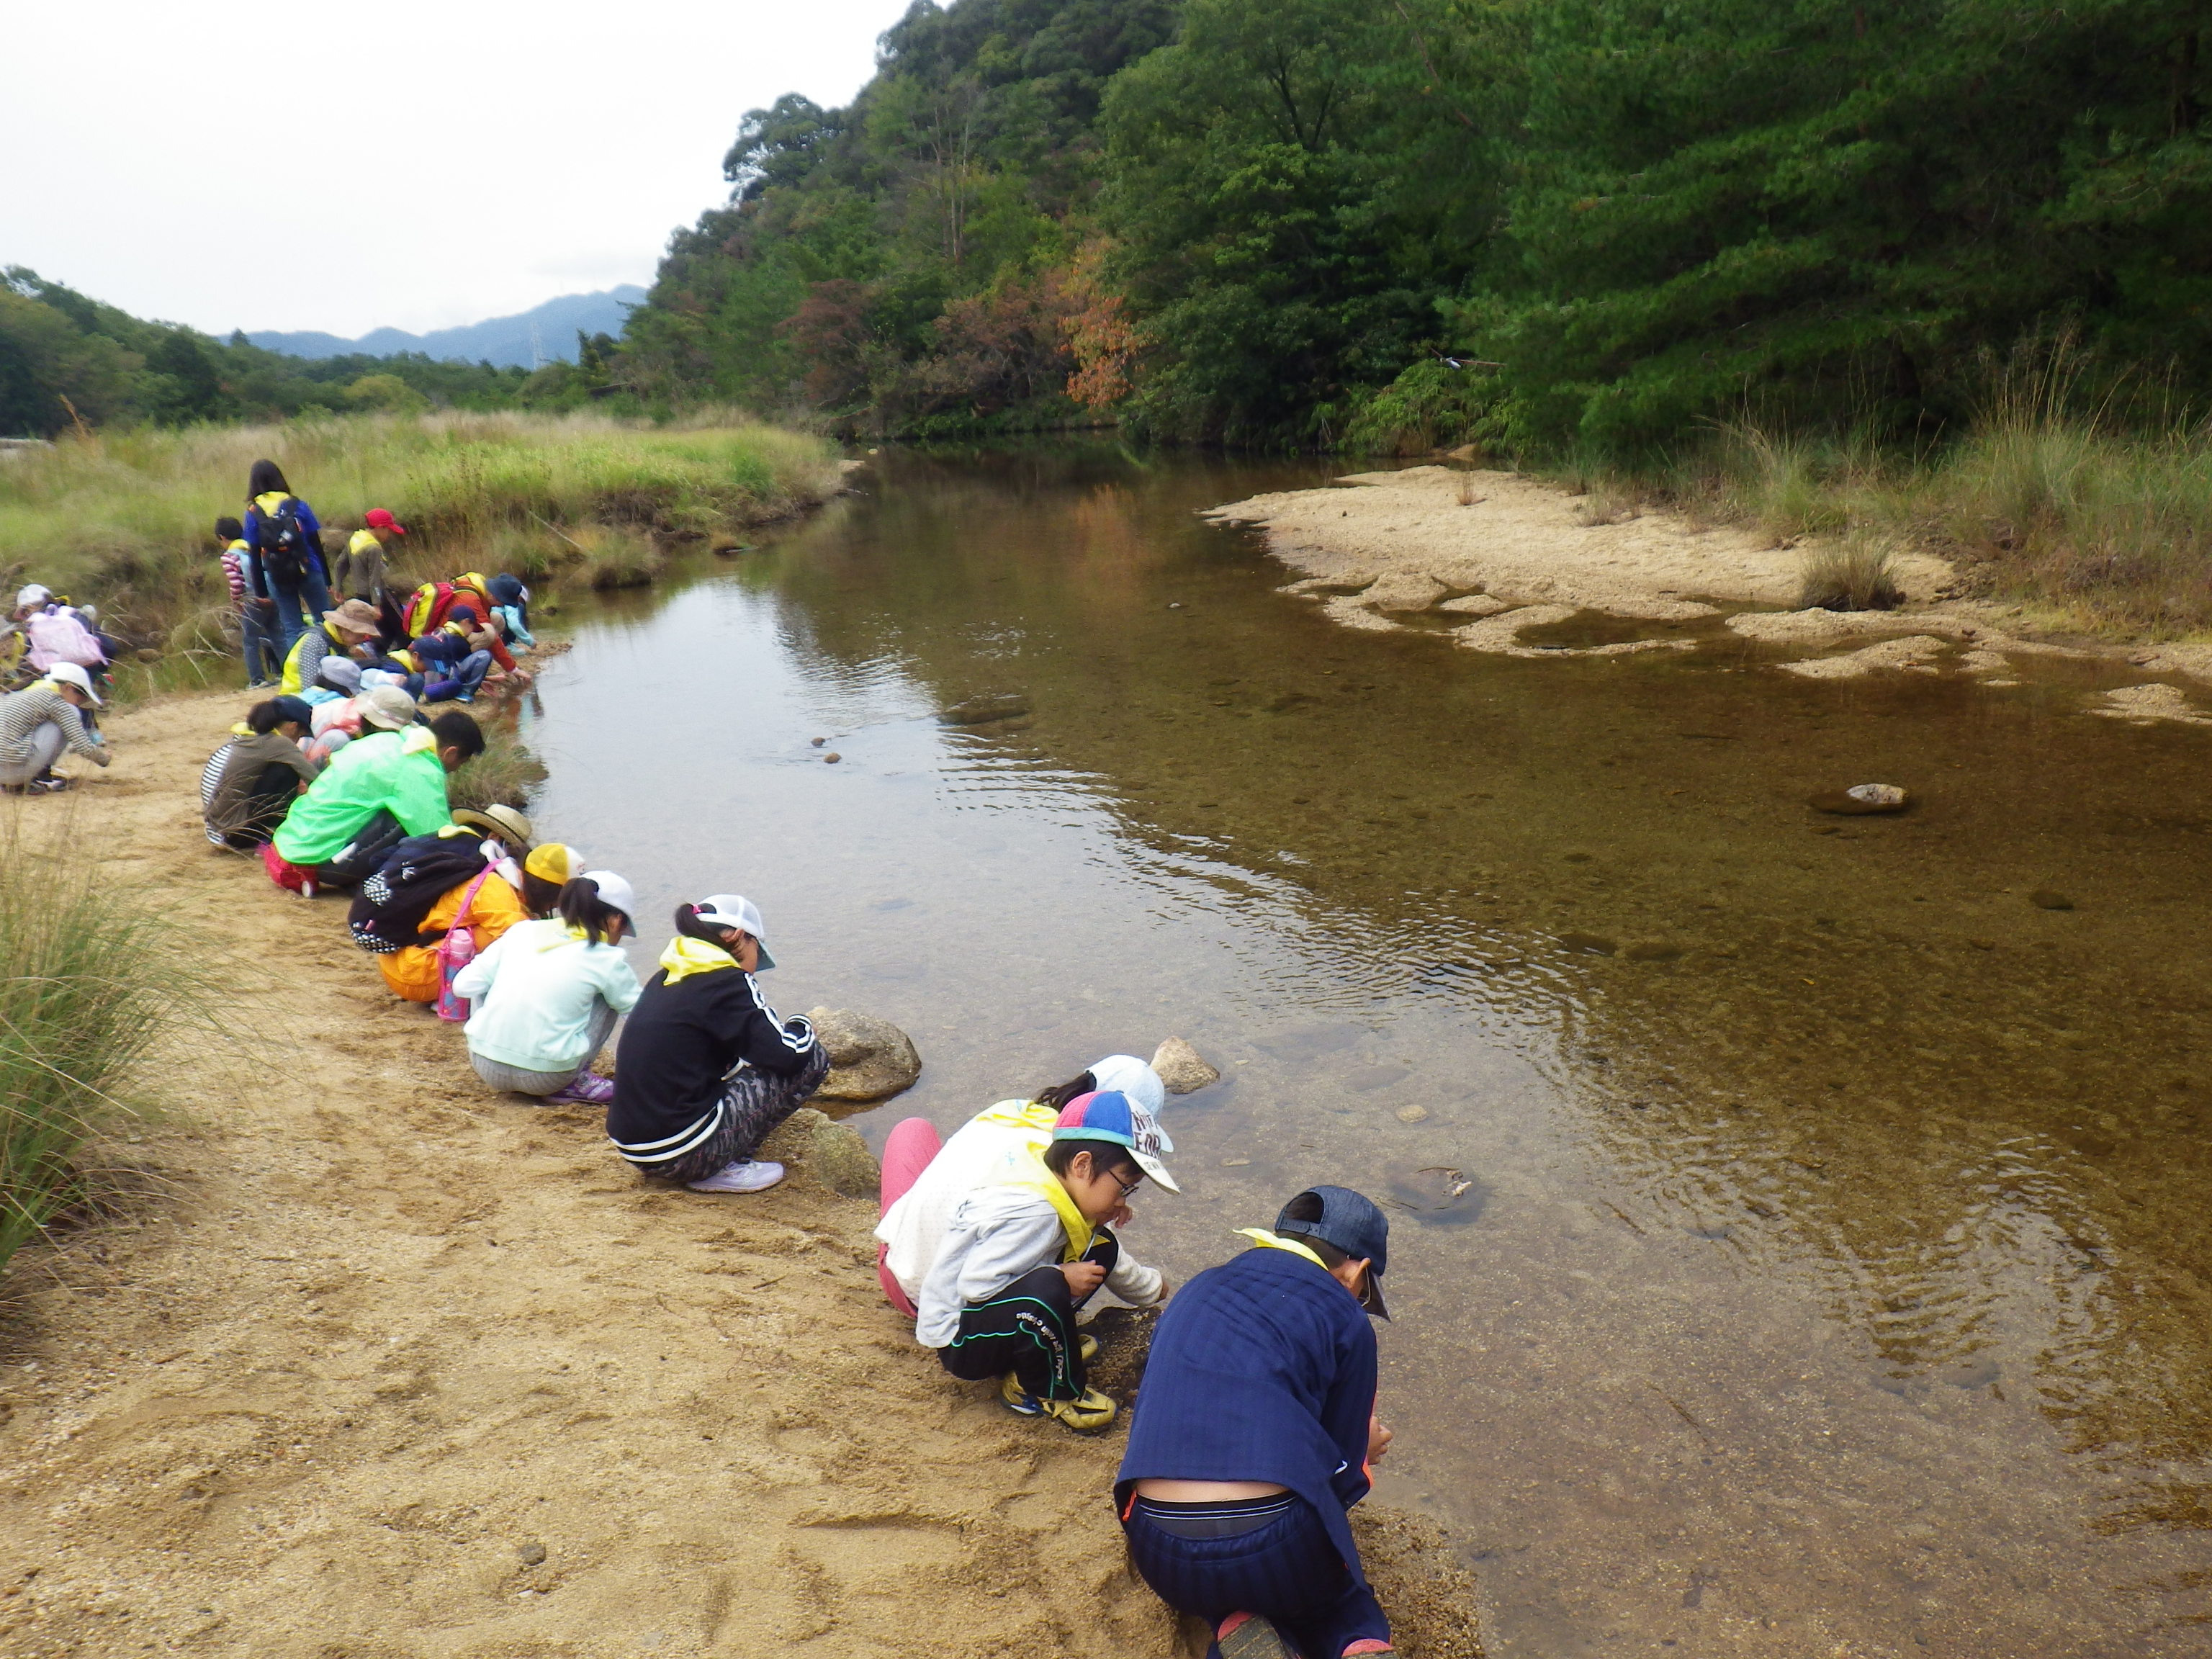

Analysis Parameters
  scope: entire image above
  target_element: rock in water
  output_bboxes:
[2030,889,2076,911]
[806,1007,922,1101]
[942,693,1031,726]
[1151,1036,1220,1095]
[762,1107,883,1198]
[1810,783,1910,815]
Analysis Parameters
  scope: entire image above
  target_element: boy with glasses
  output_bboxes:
[914,1090,1176,1431]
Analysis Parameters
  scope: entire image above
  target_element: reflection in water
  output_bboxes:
[528,447,2212,1655]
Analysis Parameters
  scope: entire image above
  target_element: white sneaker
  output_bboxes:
[685,1160,785,1195]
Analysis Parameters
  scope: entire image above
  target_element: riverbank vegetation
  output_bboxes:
[0,824,187,1278]
[611,0,2212,631]
[0,410,842,654]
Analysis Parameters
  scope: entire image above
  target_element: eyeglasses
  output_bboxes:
[1110,1168,1145,1199]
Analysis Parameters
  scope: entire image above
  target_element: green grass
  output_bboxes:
[0,409,843,660]
[0,817,192,1275]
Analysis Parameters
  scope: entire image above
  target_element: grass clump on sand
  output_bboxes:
[0,821,189,1275]
[0,410,842,656]
[445,724,551,817]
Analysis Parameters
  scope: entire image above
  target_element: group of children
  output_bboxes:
[19,453,1413,1659]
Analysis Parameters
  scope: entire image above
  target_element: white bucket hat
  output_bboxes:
[43,661,101,705]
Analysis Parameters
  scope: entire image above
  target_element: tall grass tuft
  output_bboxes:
[0,410,842,655]
[1799,531,1903,611]
[446,724,550,817]
[0,818,188,1274]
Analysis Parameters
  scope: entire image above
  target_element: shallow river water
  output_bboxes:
[524,447,2212,1657]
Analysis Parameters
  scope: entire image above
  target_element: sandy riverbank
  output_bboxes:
[0,691,1481,1658]
[1209,467,2212,718]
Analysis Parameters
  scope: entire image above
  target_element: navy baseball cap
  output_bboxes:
[1275,1185,1391,1318]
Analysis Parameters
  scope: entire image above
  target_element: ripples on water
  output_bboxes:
[527,447,2212,1656]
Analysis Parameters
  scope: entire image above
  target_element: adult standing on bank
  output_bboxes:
[243,459,333,657]
[0,662,109,794]
[1115,1187,1400,1659]
[606,895,829,1195]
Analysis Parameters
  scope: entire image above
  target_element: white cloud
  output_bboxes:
[0,0,912,338]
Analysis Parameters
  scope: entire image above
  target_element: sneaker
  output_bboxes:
[544,1072,614,1105]
[1216,1613,1298,1659]
[1079,1334,1099,1362]
[27,775,71,794]
[300,879,318,899]
[999,1374,1116,1431]
[685,1159,785,1195]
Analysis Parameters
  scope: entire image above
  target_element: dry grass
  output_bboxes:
[1799,531,1903,611]
[0,410,842,662]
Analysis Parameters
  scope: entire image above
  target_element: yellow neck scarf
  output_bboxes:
[660,934,737,984]
[1001,1143,1097,1263]
[1236,1228,1329,1271]
[975,1098,1062,1133]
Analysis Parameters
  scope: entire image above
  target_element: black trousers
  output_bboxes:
[938,1231,1118,1401]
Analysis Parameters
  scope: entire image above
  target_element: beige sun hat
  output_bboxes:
[451,804,532,846]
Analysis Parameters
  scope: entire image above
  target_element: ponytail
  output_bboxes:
[671,902,737,953]
[558,877,624,945]
[1031,1071,1097,1112]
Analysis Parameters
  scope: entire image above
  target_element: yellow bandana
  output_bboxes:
[1235,1228,1329,1271]
[975,1098,1062,1133]
[659,934,737,984]
[999,1142,1097,1263]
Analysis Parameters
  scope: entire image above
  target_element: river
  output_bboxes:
[521,445,2212,1656]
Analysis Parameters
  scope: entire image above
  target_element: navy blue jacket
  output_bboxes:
[1116,1244,1378,1584]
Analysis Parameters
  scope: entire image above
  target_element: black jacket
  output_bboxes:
[606,966,817,1165]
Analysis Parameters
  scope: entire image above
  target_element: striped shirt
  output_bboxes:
[219,543,250,608]
[201,740,234,844]
[0,684,106,768]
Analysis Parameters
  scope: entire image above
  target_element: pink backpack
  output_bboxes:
[433,867,498,1022]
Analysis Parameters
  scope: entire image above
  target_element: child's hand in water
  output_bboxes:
[1062,1261,1107,1297]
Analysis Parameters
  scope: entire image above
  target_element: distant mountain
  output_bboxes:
[248,286,646,369]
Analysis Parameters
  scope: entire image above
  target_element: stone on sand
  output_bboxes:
[1151,1036,1220,1095]
[762,1107,882,1199]
[1363,572,1450,613]
[806,1007,922,1101]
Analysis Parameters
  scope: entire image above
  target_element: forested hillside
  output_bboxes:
[0,269,624,436]
[623,0,2212,454]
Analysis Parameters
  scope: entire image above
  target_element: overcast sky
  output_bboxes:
[2,0,914,338]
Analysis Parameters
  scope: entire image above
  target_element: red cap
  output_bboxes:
[364,508,407,535]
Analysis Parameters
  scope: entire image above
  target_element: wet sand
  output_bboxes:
[0,692,1480,1658]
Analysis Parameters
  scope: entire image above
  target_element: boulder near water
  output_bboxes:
[761,1107,882,1198]
[941,693,1031,726]
[1151,1036,1220,1095]
[806,1007,922,1101]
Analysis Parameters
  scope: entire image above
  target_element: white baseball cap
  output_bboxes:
[16,584,51,610]
[693,893,774,969]
[1087,1053,1170,1132]
[44,661,101,705]
[580,870,637,938]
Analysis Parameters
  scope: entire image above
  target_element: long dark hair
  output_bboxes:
[559,877,628,945]
[248,459,291,500]
[521,868,565,916]
[671,902,737,956]
[1033,1071,1096,1112]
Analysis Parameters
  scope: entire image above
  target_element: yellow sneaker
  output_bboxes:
[1079,1333,1100,1362]
[1041,1387,1117,1431]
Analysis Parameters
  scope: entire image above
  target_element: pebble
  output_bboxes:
[810,737,826,747]
[1394,1105,1431,1124]
[1558,932,1617,956]
[517,1542,547,1565]
[1810,783,1910,815]
[2031,889,2075,911]
[823,752,841,764]
[1220,1156,1251,1167]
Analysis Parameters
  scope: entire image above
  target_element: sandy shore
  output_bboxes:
[1209,467,2212,717]
[0,691,1481,1658]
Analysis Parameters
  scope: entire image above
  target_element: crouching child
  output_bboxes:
[915,1090,1175,1431]
[1115,1187,1399,1659]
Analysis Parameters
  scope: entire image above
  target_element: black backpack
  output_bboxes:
[258,497,310,583]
